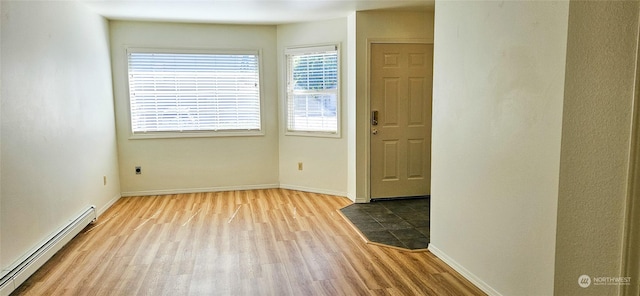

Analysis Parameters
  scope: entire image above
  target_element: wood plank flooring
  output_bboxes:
[12,189,485,296]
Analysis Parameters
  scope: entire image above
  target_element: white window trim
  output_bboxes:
[284,44,341,138]
[125,47,265,139]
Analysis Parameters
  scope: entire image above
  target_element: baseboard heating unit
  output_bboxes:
[0,206,96,296]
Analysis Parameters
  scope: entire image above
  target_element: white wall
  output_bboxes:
[0,0,3,277]
[109,21,279,196]
[347,13,357,202]
[555,2,639,295]
[277,18,349,197]
[430,2,568,295]
[353,10,434,202]
[1,0,121,271]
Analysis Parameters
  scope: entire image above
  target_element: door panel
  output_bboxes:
[409,78,426,126]
[408,139,425,179]
[370,43,433,199]
[382,140,399,180]
[383,78,400,126]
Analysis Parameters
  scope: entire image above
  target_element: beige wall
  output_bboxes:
[430,1,569,295]
[555,1,640,295]
[431,1,640,295]
[109,21,279,196]
[277,18,349,197]
[0,0,3,278]
[0,0,3,279]
[353,10,434,202]
[347,13,357,202]
[1,0,121,271]
[624,54,640,296]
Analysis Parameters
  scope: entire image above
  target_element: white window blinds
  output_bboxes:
[127,49,261,134]
[286,45,339,134]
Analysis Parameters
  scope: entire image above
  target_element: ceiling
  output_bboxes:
[80,0,434,25]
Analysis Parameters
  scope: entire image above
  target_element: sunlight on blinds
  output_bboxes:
[128,50,261,134]
[286,45,339,134]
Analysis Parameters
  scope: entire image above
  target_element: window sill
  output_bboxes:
[129,130,264,140]
[285,130,341,139]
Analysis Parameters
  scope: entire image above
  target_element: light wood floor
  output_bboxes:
[13,189,485,296]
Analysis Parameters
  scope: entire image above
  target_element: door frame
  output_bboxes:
[621,25,640,296]
[365,38,432,202]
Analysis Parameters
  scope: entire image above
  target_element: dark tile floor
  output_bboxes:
[340,197,430,250]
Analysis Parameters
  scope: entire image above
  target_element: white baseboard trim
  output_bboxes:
[355,196,370,203]
[428,244,502,296]
[97,194,121,218]
[121,184,280,197]
[346,192,356,203]
[0,277,14,296]
[279,184,348,197]
[0,206,96,296]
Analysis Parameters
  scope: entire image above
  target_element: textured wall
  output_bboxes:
[554,1,639,295]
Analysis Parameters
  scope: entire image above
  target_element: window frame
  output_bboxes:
[125,47,265,139]
[284,44,341,138]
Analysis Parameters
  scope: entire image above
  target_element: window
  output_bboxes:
[285,45,339,136]
[127,48,262,137]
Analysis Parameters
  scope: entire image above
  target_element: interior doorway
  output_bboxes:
[369,43,434,200]
[622,34,640,295]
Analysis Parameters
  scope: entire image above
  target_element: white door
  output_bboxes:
[370,43,433,199]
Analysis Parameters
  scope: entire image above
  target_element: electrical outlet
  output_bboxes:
[135,166,142,175]
[298,162,303,171]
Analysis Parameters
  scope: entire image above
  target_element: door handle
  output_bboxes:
[372,128,378,135]
[371,110,378,126]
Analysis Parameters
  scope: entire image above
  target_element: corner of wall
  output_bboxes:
[554,1,639,295]
[428,244,503,296]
